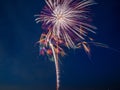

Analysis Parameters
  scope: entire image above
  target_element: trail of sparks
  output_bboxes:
[35,0,97,90]
[49,41,60,90]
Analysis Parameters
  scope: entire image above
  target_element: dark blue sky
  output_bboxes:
[0,0,120,90]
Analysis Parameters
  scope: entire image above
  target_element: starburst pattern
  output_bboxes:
[35,0,96,90]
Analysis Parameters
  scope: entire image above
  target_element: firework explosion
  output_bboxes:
[35,0,97,90]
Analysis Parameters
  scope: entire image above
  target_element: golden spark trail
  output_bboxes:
[49,41,60,90]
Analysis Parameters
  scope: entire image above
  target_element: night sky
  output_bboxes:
[0,0,120,90]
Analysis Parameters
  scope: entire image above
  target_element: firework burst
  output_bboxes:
[35,0,97,90]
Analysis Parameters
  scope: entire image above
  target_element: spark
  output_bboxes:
[35,0,97,90]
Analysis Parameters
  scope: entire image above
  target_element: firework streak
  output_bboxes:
[35,0,97,90]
